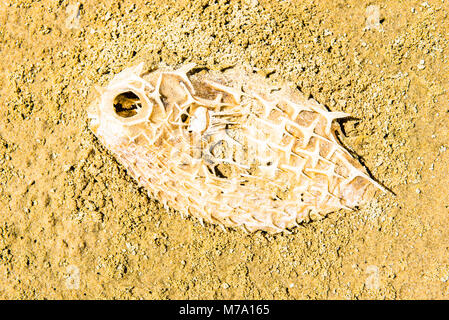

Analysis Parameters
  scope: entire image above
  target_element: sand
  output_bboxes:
[0,0,448,299]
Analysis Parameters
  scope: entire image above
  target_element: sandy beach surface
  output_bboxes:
[0,0,448,299]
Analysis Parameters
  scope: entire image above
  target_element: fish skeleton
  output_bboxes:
[88,63,384,233]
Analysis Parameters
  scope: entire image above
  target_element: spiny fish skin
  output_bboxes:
[88,63,383,233]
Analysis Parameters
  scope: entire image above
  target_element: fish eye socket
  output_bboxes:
[113,91,141,118]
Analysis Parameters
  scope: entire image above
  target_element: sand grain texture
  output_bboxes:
[0,0,448,299]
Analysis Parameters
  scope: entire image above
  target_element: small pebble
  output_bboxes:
[65,3,81,30]
[365,5,382,31]
[417,60,425,70]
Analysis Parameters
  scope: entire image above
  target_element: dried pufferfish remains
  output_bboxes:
[88,63,384,233]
